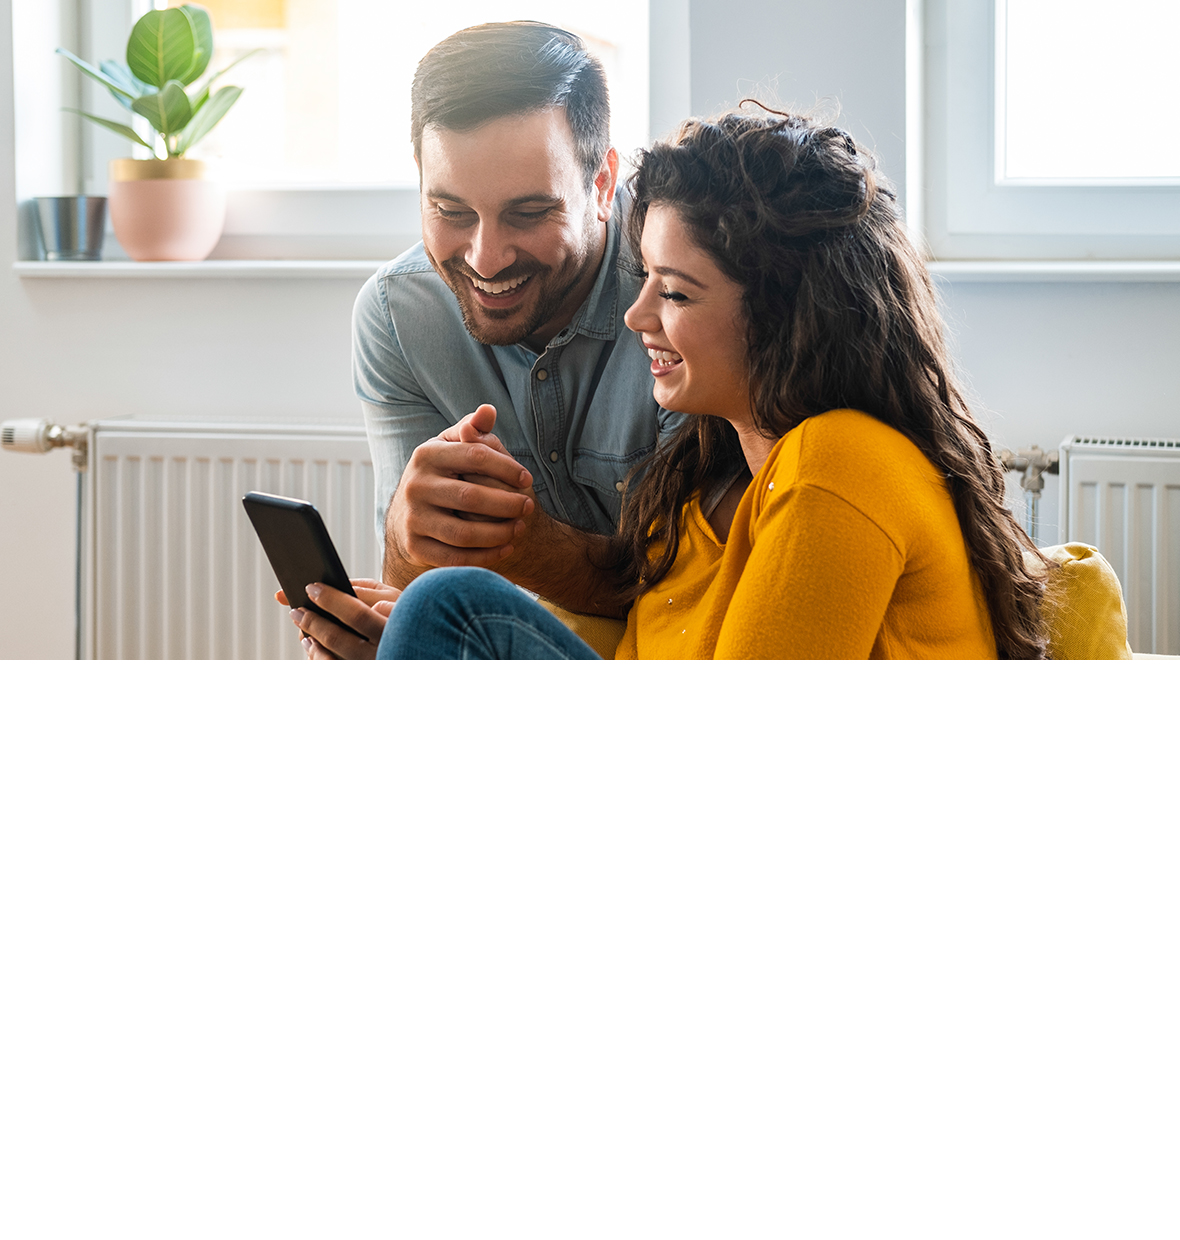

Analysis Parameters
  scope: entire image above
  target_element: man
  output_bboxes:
[351,21,677,624]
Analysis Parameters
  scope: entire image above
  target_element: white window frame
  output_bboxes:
[922,0,1180,260]
[26,0,669,262]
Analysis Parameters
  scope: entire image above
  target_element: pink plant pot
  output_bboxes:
[108,159,227,262]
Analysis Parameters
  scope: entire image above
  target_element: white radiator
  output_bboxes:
[1059,436,1180,655]
[79,422,378,660]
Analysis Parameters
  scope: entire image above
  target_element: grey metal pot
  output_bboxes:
[35,196,108,260]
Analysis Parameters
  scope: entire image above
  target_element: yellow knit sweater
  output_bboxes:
[615,409,998,659]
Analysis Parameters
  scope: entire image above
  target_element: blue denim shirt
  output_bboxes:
[353,202,680,542]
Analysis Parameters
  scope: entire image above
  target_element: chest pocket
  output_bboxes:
[573,443,656,528]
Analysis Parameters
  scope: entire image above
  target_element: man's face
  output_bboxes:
[418,108,617,350]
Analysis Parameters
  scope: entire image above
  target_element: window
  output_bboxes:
[45,0,650,258]
[923,0,1180,259]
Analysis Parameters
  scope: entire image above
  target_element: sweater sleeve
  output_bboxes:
[714,483,905,659]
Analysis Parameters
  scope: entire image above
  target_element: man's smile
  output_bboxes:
[469,273,532,296]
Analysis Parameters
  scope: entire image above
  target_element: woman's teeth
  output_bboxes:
[647,348,683,363]
[471,274,531,295]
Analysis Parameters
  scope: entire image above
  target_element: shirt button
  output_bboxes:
[549,450,559,462]
[615,481,624,492]
[536,368,548,382]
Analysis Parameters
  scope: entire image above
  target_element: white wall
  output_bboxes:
[3,0,1177,657]
[689,0,908,214]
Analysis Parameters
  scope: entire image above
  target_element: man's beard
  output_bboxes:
[433,247,593,348]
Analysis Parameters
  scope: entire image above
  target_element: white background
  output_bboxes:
[2,663,1177,1239]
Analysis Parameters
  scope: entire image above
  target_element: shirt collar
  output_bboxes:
[547,196,631,347]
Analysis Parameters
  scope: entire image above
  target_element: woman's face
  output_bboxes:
[623,203,752,427]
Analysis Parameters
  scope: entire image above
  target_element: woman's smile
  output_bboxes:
[646,346,684,376]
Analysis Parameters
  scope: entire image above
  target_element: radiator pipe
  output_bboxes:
[999,446,1059,544]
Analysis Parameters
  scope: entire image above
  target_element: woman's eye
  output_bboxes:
[659,289,688,302]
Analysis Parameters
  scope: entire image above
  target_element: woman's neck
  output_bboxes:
[735,423,777,477]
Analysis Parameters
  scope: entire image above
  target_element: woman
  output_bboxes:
[294,107,1047,659]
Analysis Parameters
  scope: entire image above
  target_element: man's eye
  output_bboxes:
[512,209,551,221]
[435,206,471,220]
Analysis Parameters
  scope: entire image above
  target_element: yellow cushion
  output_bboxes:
[541,542,1133,660]
[1023,543,1132,660]
[535,599,627,660]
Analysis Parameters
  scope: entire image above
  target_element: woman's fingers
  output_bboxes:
[308,583,386,641]
[301,634,333,660]
[353,582,402,607]
[289,582,388,659]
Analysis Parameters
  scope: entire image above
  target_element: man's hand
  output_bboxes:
[449,404,540,517]
[385,405,629,616]
[385,404,535,584]
[276,578,400,660]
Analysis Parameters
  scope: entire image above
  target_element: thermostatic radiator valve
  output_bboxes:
[1,419,89,470]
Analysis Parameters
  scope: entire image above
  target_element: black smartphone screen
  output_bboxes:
[242,491,364,636]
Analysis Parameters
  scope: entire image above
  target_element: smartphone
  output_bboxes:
[242,491,365,637]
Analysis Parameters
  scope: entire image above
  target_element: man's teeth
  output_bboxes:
[647,348,683,363]
[472,274,530,295]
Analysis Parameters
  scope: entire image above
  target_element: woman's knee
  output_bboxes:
[378,567,522,659]
[399,566,516,617]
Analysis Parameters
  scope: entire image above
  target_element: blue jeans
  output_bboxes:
[376,568,603,660]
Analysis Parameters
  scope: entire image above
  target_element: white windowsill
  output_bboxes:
[928,260,1180,282]
[13,260,386,279]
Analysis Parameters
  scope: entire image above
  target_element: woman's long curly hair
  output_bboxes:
[616,106,1048,658]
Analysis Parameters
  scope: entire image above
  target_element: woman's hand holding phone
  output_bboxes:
[275,577,401,659]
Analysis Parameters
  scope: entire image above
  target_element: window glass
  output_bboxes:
[149,0,649,187]
[999,0,1180,183]
[923,0,1180,258]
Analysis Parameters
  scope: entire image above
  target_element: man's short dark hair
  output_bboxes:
[411,21,611,188]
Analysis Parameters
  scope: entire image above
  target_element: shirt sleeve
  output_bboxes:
[352,272,450,543]
[714,483,905,659]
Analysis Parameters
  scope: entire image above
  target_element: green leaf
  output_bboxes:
[64,108,156,152]
[175,84,242,155]
[132,81,193,137]
[126,7,197,89]
[100,59,153,101]
[56,49,137,104]
[188,84,210,116]
[180,6,214,84]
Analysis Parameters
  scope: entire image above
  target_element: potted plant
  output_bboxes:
[58,5,253,261]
